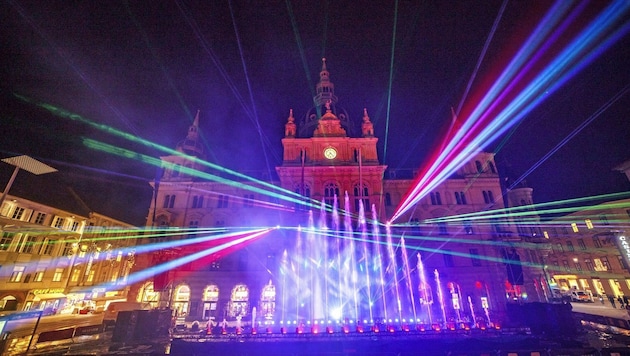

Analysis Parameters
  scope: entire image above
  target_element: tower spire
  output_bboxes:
[314,58,337,108]
[176,109,205,158]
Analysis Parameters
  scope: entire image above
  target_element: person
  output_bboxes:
[599,295,605,305]
[623,295,629,308]
[608,295,616,308]
[618,296,624,309]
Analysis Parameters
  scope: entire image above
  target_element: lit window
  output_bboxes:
[52,268,64,282]
[34,270,44,282]
[10,266,25,282]
[585,219,593,229]
[571,223,579,233]
[53,217,65,229]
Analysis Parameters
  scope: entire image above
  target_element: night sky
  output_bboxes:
[1,1,629,225]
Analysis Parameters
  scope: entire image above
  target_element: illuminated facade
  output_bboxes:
[540,199,630,299]
[0,194,137,314]
[132,59,560,326]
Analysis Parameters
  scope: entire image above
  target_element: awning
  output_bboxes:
[33,293,66,301]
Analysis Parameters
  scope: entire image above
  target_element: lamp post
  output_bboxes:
[0,155,57,210]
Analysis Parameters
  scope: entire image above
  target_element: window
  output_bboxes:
[0,232,14,251]
[487,161,496,173]
[482,190,494,204]
[217,195,229,208]
[566,241,574,252]
[189,220,199,238]
[62,242,73,256]
[571,223,579,233]
[192,195,204,208]
[577,239,586,250]
[41,239,55,255]
[12,207,25,220]
[554,243,563,253]
[464,220,474,235]
[20,235,36,253]
[71,268,81,282]
[87,270,95,283]
[10,266,25,282]
[475,160,483,173]
[593,237,602,248]
[430,192,442,205]
[53,217,65,229]
[601,257,611,271]
[243,194,254,208]
[354,183,369,212]
[34,270,44,282]
[585,259,594,271]
[600,214,609,225]
[34,212,46,225]
[455,192,467,205]
[469,249,481,266]
[585,219,593,229]
[575,262,582,271]
[385,193,392,207]
[438,222,448,235]
[562,260,571,272]
[71,221,80,232]
[443,252,454,267]
[325,183,340,206]
[163,195,175,208]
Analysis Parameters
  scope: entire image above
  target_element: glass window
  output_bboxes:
[566,241,574,252]
[52,268,64,282]
[10,266,25,282]
[34,212,46,225]
[577,239,586,250]
[469,249,481,266]
[12,207,25,220]
[430,192,442,205]
[0,232,14,251]
[443,252,454,267]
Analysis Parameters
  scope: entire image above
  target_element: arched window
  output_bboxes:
[353,183,369,212]
[455,192,466,205]
[430,192,442,205]
[487,161,496,173]
[202,285,219,320]
[163,195,175,208]
[324,182,340,206]
[475,161,483,173]
[295,184,311,211]
[173,285,190,316]
[229,284,249,317]
[137,282,160,308]
[260,281,276,320]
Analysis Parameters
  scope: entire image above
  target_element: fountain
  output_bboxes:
[275,193,488,331]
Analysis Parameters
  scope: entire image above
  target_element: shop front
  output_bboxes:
[29,288,66,315]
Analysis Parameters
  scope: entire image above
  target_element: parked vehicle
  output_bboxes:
[570,290,593,302]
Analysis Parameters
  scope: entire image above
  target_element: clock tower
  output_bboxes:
[276,59,387,220]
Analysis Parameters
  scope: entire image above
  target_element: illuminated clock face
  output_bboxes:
[324,147,337,159]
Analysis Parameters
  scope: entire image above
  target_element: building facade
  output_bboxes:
[0,193,138,314]
[131,60,563,327]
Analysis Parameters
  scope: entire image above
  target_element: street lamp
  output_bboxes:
[0,155,57,209]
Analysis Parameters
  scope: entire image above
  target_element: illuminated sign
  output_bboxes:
[481,297,489,309]
[617,235,630,270]
[32,288,64,295]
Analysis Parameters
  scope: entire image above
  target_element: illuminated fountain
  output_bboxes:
[276,193,485,331]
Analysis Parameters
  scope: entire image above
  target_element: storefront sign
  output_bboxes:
[32,288,64,295]
[617,235,630,270]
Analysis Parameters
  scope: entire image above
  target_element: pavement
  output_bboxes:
[570,301,630,320]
